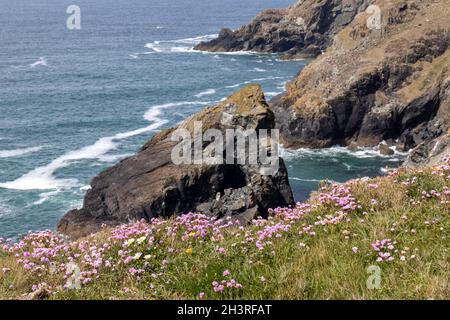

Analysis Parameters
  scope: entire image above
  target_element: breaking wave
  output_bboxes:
[0,101,211,191]
[0,146,43,159]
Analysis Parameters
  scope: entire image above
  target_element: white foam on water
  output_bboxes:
[343,162,352,171]
[171,34,219,44]
[80,185,91,192]
[275,58,306,62]
[144,101,211,122]
[253,67,267,72]
[144,34,218,53]
[289,177,324,183]
[225,83,241,89]
[224,76,285,89]
[33,190,61,206]
[0,146,42,158]
[143,34,273,57]
[0,101,211,191]
[30,57,47,68]
[144,42,164,52]
[196,50,259,56]
[281,145,408,161]
[169,46,193,53]
[195,89,217,98]
[0,201,13,218]
[265,91,282,98]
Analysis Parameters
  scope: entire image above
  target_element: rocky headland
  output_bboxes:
[272,0,450,164]
[194,0,370,59]
[58,85,294,239]
[198,0,450,165]
[58,0,449,238]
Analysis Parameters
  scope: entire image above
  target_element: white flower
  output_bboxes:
[133,252,142,260]
[137,236,147,244]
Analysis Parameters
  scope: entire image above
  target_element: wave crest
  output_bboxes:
[0,146,43,158]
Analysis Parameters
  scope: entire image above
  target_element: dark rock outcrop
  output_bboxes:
[270,0,450,154]
[194,0,369,58]
[405,133,450,167]
[58,85,294,239]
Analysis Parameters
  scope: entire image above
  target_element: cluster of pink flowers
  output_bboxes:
[432,155,450,178]
[212,270,243,293]
[268,203,313,221]
[371,239,416,262]
[1,155,448,297]
[371,239,397,262]
[318,184,360,212]
[0,213,245,294]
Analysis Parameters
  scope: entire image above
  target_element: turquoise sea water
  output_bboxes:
[0,0,404,239]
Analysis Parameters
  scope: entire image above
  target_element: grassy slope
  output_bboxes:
[1,158,449,300]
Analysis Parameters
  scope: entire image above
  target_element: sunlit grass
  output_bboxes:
[1,157,449,300]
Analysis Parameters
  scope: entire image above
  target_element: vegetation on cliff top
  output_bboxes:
[1,156,449,300]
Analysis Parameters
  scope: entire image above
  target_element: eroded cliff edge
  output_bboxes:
[197,0,450,165]
[58,85,294,239]
[194,0,370,58]
[271,0,450,165]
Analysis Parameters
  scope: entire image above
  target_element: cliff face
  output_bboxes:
[196,0,450,164]
[194,0,370,58]
[58,85,294,239]
[270,0,450,162]
[58,0,450,239]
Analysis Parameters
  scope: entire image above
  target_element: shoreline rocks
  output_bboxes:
[194,0,369,59]
[270,0,449,159]
[196,0,449,163]
[57,85,294,239]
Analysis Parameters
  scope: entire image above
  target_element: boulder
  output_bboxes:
[379,143,395,156]
[57,85,294,239]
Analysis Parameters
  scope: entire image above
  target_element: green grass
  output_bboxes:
[0,162,448,300]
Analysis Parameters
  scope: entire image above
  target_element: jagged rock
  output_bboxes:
[379,143,394,156]
[405,133,450,167]
[270,0,450,154]
[58,85,294,239]
[194,0,369,58]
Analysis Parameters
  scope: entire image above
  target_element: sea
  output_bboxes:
[0,0,405,239]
